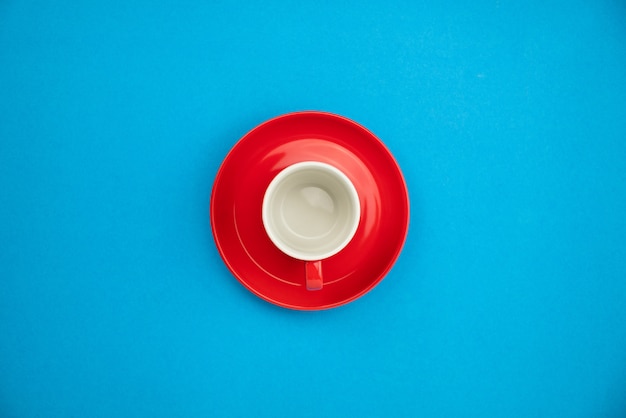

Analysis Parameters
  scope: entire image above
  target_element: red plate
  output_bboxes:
[210,111,409,310]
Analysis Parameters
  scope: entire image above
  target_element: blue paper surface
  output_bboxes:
[1,1,626,417]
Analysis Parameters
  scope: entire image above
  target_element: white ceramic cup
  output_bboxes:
[262,161,361,290]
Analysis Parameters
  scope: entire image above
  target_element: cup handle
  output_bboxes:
[305,260,323,291]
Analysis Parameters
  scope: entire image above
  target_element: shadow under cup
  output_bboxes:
[262,162,361,290]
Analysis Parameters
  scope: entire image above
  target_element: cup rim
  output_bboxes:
[262,161,361,261]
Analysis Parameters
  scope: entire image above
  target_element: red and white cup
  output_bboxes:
[262,161,361,290]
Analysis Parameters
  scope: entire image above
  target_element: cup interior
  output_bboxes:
[262,162,360,261]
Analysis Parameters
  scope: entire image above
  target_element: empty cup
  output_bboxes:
[262,161,361,290]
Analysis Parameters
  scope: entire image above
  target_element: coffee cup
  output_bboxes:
[262,161,361,290]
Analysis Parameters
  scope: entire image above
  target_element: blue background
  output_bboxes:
[1,1,626,417]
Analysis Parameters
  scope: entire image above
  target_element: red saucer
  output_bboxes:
[210,112,409,310]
